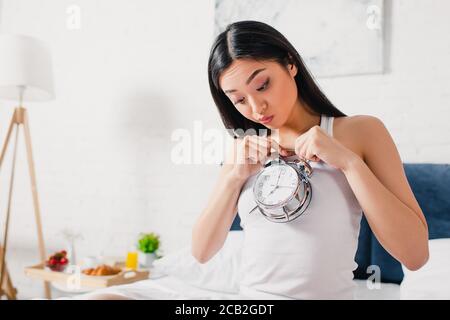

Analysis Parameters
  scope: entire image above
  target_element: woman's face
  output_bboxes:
[219,58,298,129]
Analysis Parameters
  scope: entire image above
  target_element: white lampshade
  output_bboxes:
[0,34,54,102]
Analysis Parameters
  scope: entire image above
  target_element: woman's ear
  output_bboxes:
[285,54,298,78]
[288,63,298,78]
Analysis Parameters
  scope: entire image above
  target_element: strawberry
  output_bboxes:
[60,258,68,265]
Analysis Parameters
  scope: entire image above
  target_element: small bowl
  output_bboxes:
[46,263,68,272]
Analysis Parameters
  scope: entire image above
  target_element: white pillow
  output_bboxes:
[400,238,450,299]
[152,231,244,293]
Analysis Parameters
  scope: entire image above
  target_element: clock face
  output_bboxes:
[254,163,299,207]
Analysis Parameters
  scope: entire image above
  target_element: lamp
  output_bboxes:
[0,34,54,299]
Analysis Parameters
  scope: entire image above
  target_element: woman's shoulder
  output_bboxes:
[333,114,386,159]
[333,114,384,132]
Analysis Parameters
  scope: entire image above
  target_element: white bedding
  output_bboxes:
[58,275,244,300]
[51,236,450,300]
[57,276,400,300]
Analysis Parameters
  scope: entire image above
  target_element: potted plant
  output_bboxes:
[137,232,161,268]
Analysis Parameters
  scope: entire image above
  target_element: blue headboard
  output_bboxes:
[230,163,450,284]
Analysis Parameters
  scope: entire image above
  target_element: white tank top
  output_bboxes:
[236,114,363,299]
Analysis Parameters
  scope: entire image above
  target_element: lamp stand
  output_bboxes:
[0,106,51,299]
[0,245,17,299]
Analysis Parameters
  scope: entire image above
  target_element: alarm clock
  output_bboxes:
[249,156,313,223]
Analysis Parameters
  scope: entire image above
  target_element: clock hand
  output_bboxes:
[270,171,281,190]
[262,171,283,202]
[262,182,281,202]
[275,170,282,186]
[265,187,277,199]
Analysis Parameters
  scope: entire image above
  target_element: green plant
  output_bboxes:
[137,232,160,254]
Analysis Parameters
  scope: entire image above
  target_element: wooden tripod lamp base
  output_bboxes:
[0,245,17,299]
[0,107,51,299]
[0,33,55,300]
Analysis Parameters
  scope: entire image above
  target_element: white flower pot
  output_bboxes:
[138,251,157,268]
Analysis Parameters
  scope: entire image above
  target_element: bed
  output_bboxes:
[57,163,450,300]
[57,233,403,300]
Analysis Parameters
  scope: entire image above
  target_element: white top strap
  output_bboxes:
[320,114,334,137]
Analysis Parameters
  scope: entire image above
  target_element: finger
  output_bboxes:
[246,149,270,166]
[266,137,297,157]
[304,144,320,162]
[245,136,267,152]
[252,136,281,158]
[280,148,295,157]
[266,137,283,154]
[294,135,307,159]
[256,139,278,164]
[248,140,272,164]
[294,143,304,159]
[297,150,308,162]
[294,133,307,150]
[255,137,279,157]
[257,137,273,156]
[244,140,267,165]
[305,149,316,161]
[245,142,259,164]
[247,139,269,159]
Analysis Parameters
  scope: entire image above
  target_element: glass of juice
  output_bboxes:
[125,247,138,270]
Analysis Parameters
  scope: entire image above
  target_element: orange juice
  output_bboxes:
[126,251,138,269]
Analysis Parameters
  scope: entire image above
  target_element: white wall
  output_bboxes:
[0,0,449,298]
[320,0,450,162]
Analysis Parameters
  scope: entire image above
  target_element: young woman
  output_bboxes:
[192,20,429,299]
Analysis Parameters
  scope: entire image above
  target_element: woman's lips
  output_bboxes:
[259,115,274,124]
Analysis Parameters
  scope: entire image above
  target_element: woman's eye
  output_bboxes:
[234,98,245,105]
[257,79,269,91]
[232,79,269,105]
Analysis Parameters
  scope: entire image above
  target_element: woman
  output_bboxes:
[192,20,429,299]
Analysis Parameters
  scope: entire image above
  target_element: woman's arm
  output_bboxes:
[191,167,245,263]
[342,116,429,271]
[191,142,246,264]
[192,134,279,264]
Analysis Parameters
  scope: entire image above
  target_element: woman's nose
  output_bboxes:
[248,96,267,115]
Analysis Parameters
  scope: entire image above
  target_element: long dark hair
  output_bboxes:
[208,20,346,138]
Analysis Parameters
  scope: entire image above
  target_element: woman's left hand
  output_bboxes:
[276,125,359,171]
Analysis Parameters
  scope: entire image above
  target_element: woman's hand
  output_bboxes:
[229,135,281,181]
[279,125,358,171]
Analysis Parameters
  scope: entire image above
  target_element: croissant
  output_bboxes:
[82,264,122,276]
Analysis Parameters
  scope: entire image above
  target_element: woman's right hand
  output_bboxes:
[227,135,281,182]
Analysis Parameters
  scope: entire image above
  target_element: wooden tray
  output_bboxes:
[24,262,150,289]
